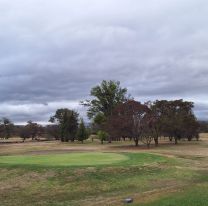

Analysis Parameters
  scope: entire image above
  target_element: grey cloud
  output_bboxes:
[0,0,208,123]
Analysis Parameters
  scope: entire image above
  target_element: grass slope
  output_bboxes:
[0,152,200,206]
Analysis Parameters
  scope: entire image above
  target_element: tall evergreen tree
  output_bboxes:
[77,119,89,143]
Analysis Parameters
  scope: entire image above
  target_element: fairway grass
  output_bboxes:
[0,138,207,206]
[135,183,208,206]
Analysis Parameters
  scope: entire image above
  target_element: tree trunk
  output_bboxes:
[174,137,178,144]
[134,138,139,146]
[154,137,159,146]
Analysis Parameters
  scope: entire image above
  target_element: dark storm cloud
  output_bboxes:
[0,0,208,123]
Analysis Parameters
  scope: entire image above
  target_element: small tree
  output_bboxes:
[77,119,89,143]
[46,125,60,140]
[97,130,108,144]
[0,118,14,139]
[19,126,30,142]
[26,121,43,140]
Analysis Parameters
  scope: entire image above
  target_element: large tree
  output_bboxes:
[144,101,167,146]
[153,99,199,144]
[49,108,79,142]
[107,100,150,146]
[81,80,128,126]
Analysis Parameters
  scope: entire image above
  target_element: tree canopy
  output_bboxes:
[106,100,150,146]
[81,80,128,124]
[49,108,79,142]
[105,99,199,147]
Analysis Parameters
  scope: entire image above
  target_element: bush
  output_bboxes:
[97,130,108,144]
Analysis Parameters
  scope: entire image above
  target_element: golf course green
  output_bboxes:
[0,152,129,166]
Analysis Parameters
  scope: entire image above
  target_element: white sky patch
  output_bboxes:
[0,101,86,124]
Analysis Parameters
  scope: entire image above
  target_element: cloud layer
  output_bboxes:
[0,0,208,123]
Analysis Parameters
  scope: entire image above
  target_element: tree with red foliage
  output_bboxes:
[107,100,150,146]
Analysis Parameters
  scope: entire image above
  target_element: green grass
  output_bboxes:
[135,183,208,206]
[0,152,169,168]
[0,151,207,206]
[0,152,128,167]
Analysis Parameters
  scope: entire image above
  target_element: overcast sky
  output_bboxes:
[0,0,208,124]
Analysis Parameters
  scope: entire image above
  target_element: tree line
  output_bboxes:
[0,80,206,147]
[0,118,89,144]
[81,80,200,147]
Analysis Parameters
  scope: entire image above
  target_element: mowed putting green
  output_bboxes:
[0,152,129,167]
